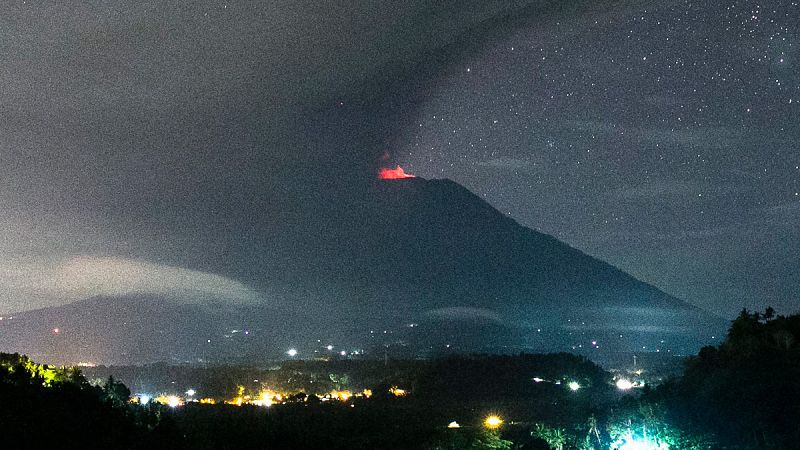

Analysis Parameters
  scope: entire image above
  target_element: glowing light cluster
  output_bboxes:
[330,390,353,401]
[389,386,407,397]
[253,390,282,407]
[152,394,185,407]
[225,396,245,406]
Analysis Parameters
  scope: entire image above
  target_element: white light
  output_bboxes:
[139,395,151,405]
[287,348,298,357]
[326,345,333,351]
[568,381,581,391]
[340,350,347,356]
[166,396,180,408]
[447,421,460,428]
[616,379,634,390]
[186,389,196,397]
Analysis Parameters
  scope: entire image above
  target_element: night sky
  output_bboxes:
[1,1,798,317]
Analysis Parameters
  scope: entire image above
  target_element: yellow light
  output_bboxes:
[362,389,373,398]
[154,394,183,407]
[199,398,216,404]
[225,396,244,406]
[327,390,353,401]
[389,386,407,397]
[484,415,503,429]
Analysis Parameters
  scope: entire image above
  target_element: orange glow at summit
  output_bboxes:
[378,165,416,179]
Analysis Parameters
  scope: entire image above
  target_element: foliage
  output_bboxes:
[652,308,800,449]
[607,402,714,450]
[0,352,180,449]
[531,405,713,450]
[532,423,568,450]
[0,352,84,387]
[426,428,513,450]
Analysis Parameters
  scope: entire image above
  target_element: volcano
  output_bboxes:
[0,177,724,364]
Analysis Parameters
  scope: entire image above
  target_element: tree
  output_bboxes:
[652,308,800,448]
[427,428,513,450]
[102,375,131,407]
[531,424,567,450]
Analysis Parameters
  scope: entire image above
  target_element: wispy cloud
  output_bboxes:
[564,120,744,150]
[425,307,503,324]
[0,257,263,313]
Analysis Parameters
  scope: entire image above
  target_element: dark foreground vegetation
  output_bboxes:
[1,308,797,449]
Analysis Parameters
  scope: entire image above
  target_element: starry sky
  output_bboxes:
[398,0,800,316]
[0,0,798,317]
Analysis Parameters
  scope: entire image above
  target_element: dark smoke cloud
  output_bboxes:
[1,0,582,311]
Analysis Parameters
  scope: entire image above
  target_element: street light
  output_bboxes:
[484,415,503,429]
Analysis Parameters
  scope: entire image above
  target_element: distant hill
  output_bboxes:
[0,178,725,364]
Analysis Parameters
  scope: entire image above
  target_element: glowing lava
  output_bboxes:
[378,165,416,179]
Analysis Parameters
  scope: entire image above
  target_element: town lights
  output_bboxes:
[484,415,503,429]
[568,381,581,391]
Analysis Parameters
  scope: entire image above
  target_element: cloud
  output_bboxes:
[425,307,503,324]
[0,1,565,287]
[564,120,744,150]
[0,257,262,313]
